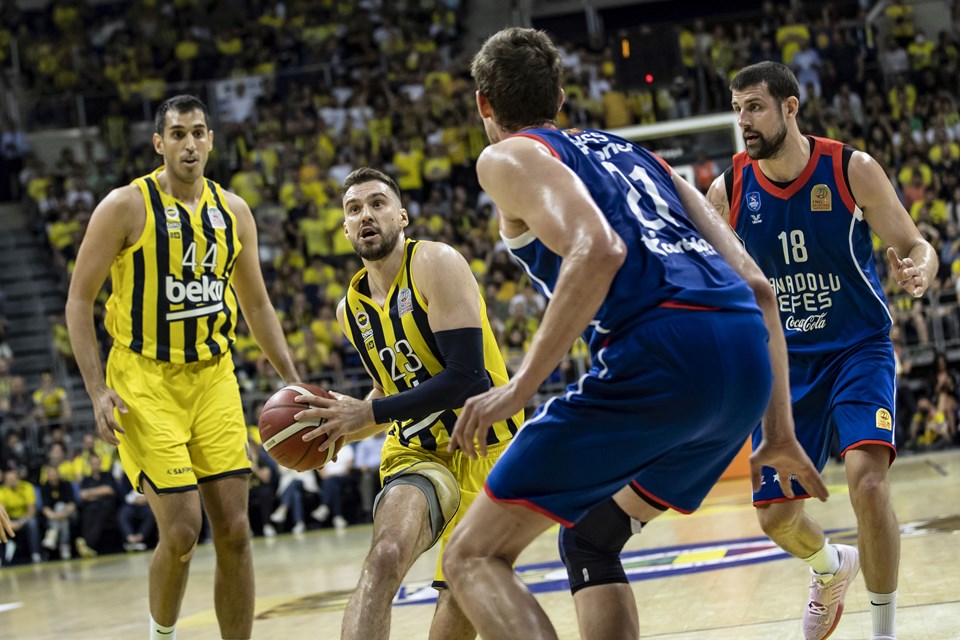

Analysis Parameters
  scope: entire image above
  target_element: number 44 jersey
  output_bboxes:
[502,127,760,355]
[728,136,891,355]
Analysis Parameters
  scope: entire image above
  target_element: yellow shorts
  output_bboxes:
[106,346,250,494]
[379,436,509,588]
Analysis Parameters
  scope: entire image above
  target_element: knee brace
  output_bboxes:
[558,498,637,594]
[373,461,460,547]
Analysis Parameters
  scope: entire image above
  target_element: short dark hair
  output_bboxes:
[155,95,209,135]
[340,167,402,201]
[730,62,800,102]
[471,27,564,132]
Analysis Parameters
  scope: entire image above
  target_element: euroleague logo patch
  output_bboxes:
[397,288,414,316]
[746,191,761,212]
[810,184,832,211]
[876,407,893,431]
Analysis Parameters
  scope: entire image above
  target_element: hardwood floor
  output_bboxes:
[2,450,958,639]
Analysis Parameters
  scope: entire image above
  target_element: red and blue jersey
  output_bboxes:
[729,136,892,355]
[501,127,759,354]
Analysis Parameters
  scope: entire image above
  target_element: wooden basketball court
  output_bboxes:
[2,450,958,639]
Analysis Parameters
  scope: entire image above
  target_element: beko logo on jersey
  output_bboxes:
[165,274,225,305]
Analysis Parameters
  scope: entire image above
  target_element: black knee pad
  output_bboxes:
[558,498,636,594]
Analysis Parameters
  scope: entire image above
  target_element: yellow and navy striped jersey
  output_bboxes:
[105,167,242,363]
[344,239,522,450]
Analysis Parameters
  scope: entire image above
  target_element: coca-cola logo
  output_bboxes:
[785,313,828,332]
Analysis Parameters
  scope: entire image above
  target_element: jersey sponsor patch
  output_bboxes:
[398,287,414,316]
[164,205,179,220]
[810,184,832,211]
[207,206,227,229]
[876,407,893,431]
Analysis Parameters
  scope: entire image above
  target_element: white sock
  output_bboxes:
[802,543,841,576]
[867,589,896,636]
[150,615,176,639]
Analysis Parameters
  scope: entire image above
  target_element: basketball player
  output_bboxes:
[707,62,934,640]
[439,28,826,640]
[66,95,299,640]
[293,167,523,640]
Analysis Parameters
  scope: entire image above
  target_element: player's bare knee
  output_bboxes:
[365,539,407,584]
[440,537,472,585]
[212,517,251,555]
[559,497,634,594]
[755,503,801,538]
[162,519,202,558]
[849,473,890,510]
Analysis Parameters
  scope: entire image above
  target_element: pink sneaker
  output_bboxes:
[803,544,860,640]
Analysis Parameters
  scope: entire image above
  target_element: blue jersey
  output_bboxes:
[502,127,758,353]
[729,136,892,355]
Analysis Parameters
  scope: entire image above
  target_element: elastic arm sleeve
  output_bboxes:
[371,327,490,424]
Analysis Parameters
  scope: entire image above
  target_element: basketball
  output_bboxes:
[258,384,345,471]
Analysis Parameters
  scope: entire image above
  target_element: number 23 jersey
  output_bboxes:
[729,136,892,355]
[343,239,521,451]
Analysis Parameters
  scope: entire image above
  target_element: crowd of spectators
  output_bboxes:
[2,0,960,564]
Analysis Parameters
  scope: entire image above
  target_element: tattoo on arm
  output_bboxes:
[708,187,729,220]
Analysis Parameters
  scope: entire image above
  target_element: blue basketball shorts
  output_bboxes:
[752,336,896,505]
[485,309,773,526]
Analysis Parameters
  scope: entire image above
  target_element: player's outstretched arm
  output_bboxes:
[228,192,299,385]
[848,151,938,298]
[450,137,627,457]
[66,186,137,446]
[695,173,827,501]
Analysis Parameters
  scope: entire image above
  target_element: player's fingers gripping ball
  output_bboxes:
[258,384,345,471]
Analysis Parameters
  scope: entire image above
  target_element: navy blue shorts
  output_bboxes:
[752,336,896,504]
[485,309,773,526]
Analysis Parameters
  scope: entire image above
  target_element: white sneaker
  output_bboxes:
[292,522,306,535]
[31,552,42,564]
[59,544,71,560]
[311,505,330,522]
[803,544,860,640]
[4,541,16,563]
[269,505,288,524]
[42,528,58,550]
[332,515,348,530]
[262,524,277,538]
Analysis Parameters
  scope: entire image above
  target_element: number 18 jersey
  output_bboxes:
[729,137,891,355]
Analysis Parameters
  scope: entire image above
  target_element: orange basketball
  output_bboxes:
[258,384,345,471]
